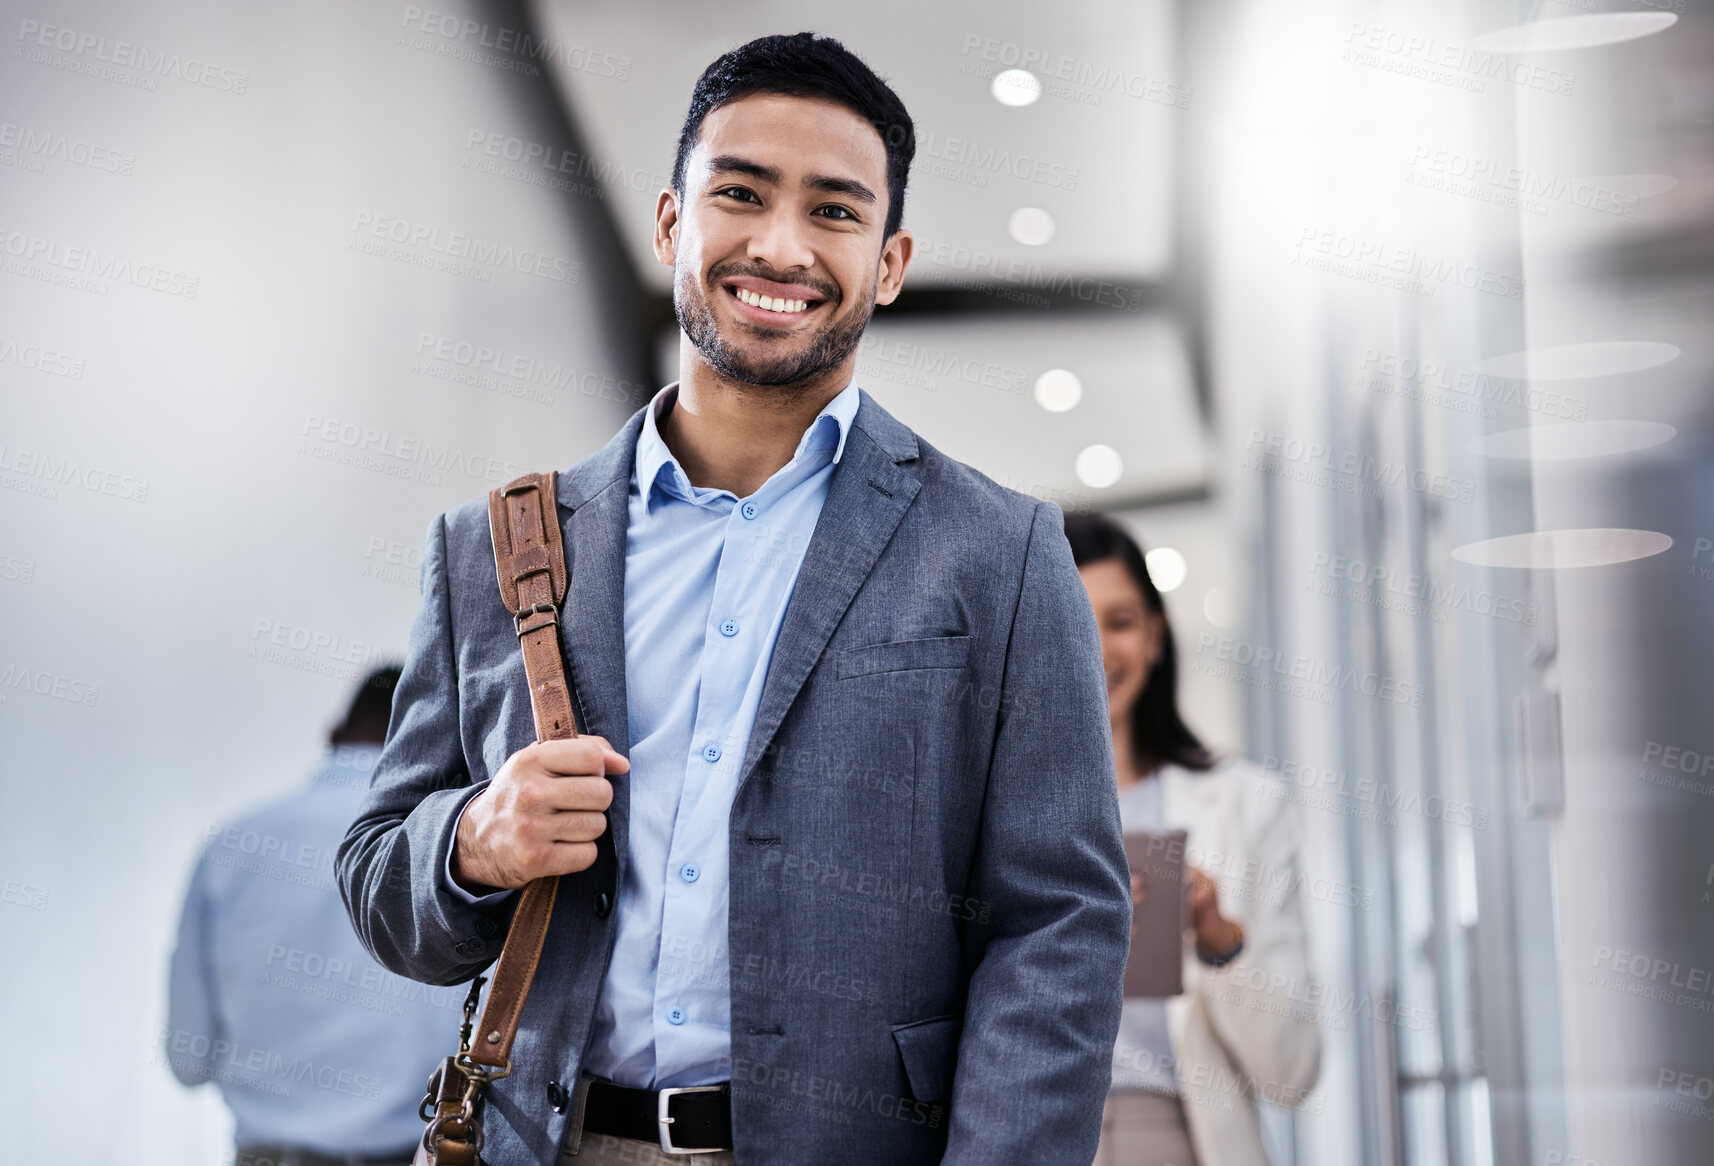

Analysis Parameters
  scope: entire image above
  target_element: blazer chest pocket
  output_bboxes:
[891,1013,962,1103]
[837,635,971,681]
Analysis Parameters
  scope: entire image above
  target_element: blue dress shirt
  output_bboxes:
[449,379,861,1089]
[168,745,460,1153]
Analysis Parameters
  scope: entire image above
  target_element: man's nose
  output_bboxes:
[746,206,816,274]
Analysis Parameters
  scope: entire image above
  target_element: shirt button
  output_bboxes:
[593,891,612,919]
[702,744,722,763]
[668,1007,686,1026]
[680,863,700,883]
[719,619,739,637]
[741,501,758,520]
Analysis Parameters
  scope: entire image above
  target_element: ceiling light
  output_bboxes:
[1075,444,1123,489]
[1451,528,1673,569]
[1471,12,1676,53]
[1145,547,1188,593]
[991,69,1042,107]
[1574,174,1678,200]
[1034,369,1082,412]
[1203,586,1236,629]
[1008,207,1055,246]
[1474,340,1679,381]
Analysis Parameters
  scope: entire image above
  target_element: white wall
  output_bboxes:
[0,1,639,1159]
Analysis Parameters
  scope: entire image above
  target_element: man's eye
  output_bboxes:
[718,186,758,203]
[816,205,856,221]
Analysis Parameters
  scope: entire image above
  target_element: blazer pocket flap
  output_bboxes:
[838,635,972,680]
[890,1013,962,1102]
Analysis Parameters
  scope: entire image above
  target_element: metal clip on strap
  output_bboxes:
[514,601,558,637]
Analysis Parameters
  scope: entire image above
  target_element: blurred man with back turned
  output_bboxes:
[339,31,1133,1166]
[167,667,451,1166]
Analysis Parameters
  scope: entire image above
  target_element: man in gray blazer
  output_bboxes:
[339,31,1131,1165]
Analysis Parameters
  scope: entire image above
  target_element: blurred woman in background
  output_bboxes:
[1067,513,1320,1166]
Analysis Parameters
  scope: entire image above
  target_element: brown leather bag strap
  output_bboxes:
[465,470,577,1072]
[489,471,575,739]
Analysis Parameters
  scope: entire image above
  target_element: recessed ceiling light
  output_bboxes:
[1474,340,1680,381]
[1466,420,1676,460]
[1034,369,1082,412]
[991,69,1042,107]
[1451,528,1673,568]
[1203,585,1236,629]
[1145,547,1188,593]
[1008,207,1055,246]
[1574,174,1678,200]
[1471,12,1677,53]
[1075,444,1123,489]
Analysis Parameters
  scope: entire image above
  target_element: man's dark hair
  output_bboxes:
[672,32,916,240]
[1063,513,1216,775]
[329,665,402,747]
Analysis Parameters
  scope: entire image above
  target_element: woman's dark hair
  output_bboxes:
[672,32,916,240]
[1063,512,1215,774]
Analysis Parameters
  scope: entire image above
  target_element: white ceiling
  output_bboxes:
[530,0,1178,292]
[538,0,1205,506]
[654,311,1205,505]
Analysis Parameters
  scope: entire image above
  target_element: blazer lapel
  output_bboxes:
[554,408,645,856]
[739,392,922,784]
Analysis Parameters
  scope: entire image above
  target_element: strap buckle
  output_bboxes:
[454,1051,512,1082]
[514,601,558,637]
[657,1085,728,1156]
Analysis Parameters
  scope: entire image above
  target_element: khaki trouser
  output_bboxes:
[1092,1091,1200,1166]
[561,1129,736,1164]
[560,1092,1191,1164]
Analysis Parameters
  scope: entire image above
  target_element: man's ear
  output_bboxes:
[873,228,914,306]
[653,188,681,268]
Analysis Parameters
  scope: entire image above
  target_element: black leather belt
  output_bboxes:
[582,1078,733,1155]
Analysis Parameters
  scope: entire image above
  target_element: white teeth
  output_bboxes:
[735,287,808,314]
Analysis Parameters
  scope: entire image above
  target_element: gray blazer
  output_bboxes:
[338,390,1131,1164]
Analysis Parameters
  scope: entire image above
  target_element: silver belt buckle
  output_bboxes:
[657,1084,727,1156]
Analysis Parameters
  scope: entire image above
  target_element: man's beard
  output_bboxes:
[674,264,874,389]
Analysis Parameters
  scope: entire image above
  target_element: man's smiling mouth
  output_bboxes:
[722,279,827,321]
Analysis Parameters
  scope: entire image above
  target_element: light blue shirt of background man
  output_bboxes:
[168,678,460,1161]
[448,378,860,1089]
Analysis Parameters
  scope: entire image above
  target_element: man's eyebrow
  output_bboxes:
[706,154,781,184]
[705,154,878,205]
[805,173,877,205]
